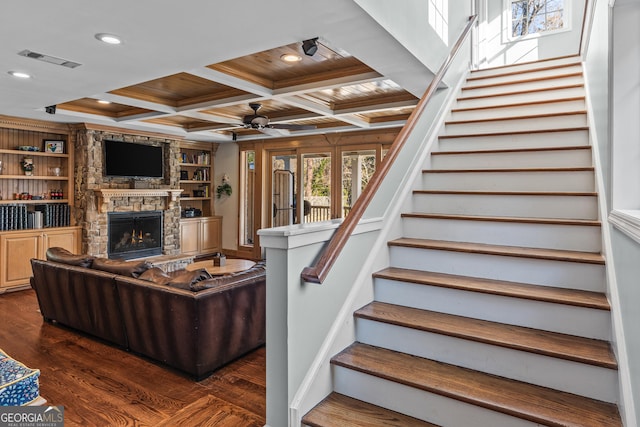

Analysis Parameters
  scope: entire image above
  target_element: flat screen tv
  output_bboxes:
[104,140,164,178]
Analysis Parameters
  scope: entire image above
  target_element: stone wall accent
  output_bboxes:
[73,128,182,258]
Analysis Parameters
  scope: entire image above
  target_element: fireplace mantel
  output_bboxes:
[95,189,183,213]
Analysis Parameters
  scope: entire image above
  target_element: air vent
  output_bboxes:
[17,50,81,69]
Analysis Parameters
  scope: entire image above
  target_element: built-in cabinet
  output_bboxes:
[0,115,77,292]
[178,141,222,256]
[179,216,222,256]
[0,226,81,291]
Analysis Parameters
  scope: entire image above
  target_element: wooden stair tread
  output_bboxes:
[438,126,589,139]
[333,343,621,427]
[432,145,591,156]
[388,238,605,265]
[302,392,439,427]
[373,267,610,310]
[401,212,600,227]
[423,166,594,173]
[445,110,587,125]
[414,189,597,196]
[451,96,585,113]
[468,61,581,81]
[356,302,616,369]
[461,72,583,91]
[457,84,584,101]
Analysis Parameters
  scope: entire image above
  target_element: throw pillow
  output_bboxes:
[92,257,152,278]
[137,267,172,285]
[167,269,213,291]
[46,247,95,268]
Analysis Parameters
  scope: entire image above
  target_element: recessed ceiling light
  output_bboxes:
[281,53,302,63]
[8,71,31,79]
[97,100,111,104]
[95,33,122,45]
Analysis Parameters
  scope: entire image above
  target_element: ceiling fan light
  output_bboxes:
[251,116,269,127]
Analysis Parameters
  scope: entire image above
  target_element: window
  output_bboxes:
[302,152,331,223]
[341,150,376,218]
[510,0,566,37]
[239,150,255,246]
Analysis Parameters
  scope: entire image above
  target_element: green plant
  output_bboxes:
[216,182,232,198]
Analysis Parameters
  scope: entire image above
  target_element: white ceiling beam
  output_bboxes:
[187,67,274,98]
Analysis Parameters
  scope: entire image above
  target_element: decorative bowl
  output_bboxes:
[17,146,41,152]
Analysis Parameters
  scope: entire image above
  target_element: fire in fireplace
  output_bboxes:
[108,211,163,259]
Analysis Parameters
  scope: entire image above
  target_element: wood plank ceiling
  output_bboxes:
[56,40,418,141]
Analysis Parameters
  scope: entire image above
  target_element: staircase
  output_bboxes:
[302,57,622,426]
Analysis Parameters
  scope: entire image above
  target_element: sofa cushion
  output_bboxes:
[92,257,152,278]
[137,267,172,285]
[166,269,213,290]
[46,247,94,268]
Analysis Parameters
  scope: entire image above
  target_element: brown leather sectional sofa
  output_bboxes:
[30,249,266,379]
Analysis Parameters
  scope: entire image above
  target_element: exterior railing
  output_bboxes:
[301,14,478,284]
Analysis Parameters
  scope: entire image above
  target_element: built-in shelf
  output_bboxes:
[180,197,211,201]
[179,162,211,167]
[0,198,70,205]
[0,148,69,158]
[0,175,68,180]
[180,180,211,184]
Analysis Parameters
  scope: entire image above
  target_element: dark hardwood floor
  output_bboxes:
[0,289,266,426]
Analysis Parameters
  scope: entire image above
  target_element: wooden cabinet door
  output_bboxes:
[0,232,41,289]
[42,228,81,256]
[200,217,221,253]
[180,220,200,255]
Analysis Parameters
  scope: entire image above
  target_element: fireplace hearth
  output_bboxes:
[108,211,163,260]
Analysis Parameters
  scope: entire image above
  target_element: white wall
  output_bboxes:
[354,0,472,86]
[213,142,239,251]
[609,0,640,423]
[480,0,585,68]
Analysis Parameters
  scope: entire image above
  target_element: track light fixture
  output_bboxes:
[302,37,319,56]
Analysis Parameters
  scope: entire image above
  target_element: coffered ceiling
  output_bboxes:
[0,1,434,142]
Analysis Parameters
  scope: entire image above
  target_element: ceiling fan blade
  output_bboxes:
[269,123,317,130]
[259,127,290,136]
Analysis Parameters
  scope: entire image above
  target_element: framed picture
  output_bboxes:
[44,140,64,153]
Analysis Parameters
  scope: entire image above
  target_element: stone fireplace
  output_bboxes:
[108,211,163,260]
[73,127,182,258]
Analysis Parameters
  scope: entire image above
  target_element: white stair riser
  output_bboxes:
[388,246,606,291]
[444,114,587,136]
[431,149,592,169]
[356,319,618,403]
[334,366,540,427]
[470,58,581,79]
[450,99,586,121]
[438,129,589,152]
[413,193,598,219]
[421,170,594,192]
[374,279,611,340]
[465,65,583,87]
[460,75,584,98]
[402,217,602,252]
[455,86,585,109]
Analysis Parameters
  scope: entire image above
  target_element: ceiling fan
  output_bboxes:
[240,103,316,134]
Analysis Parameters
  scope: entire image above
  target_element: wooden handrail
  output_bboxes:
[301,15,478,284]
